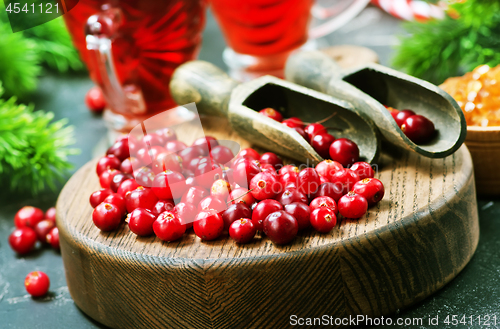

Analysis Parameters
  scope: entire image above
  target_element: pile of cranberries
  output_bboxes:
[258,108,360,167]
[91,130,385,246]
[8,206,60,255]
[386,107,435,144]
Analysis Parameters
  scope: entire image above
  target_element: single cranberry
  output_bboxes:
[311,133,336,158]
[227,187,255,206]
[211,179,232,200]
[296,168,321,196]
[14,206,45,228]
[210,145,234,165]
[99,169,121,189]
[120,157,140,175]
[151,199,175,217]
[349,162,375,180]
[193,210,224,241]
[155,128,177,142]
[25,271,50,297]
[198,196,226,214]
[152,170,187,200]
[284,202,311,230]
[182,186,209,205]
[310,196,337,214]
[320,176,329,184]
[85,86,106,112]
[153,211,186,242]
[259,107,283,122]
[330,169,360,196]
[232,158,262,188]
[133,166,155,187]
[250,172,281,200]
[96,155,121,176]
[103,194,127,215]
[89,188,113,208]
[313,182,344,202]
[34,220,55,243]
[277,189,308,206]
[237,148,260,161]
[282,117,304,129]
[106,139,129,161]
[353,178,385,206]
[279,165,299,176]
[125,187,158,212]
[292,127,307,140]
[229,219,256,244]
[44,207,56,223]
[9,227,37,254]
[46,227,60,249]
[136,146,167,166]
[152,152,183,174]
[329,138,360,167]
[251,199,283,231]
[279,171,298,188]
[193,136,219,155]
[263,210,298,245]
[305,123,327,141]
[165,140,187,154]
[173,202,197,227]
[92,203,123,231]
[179,145,205,164]
[394,109,416,127]
[126,208,156,236]
[142,133,166,147]
[222,203,252,231]
[259,152,283,171]
[117,179,140,197]
[310,207,337,233]
[195,160,223,189]
[338,191,368,219]
[110,172,133,192]
[315,160,343,181]
[401,115,435,144]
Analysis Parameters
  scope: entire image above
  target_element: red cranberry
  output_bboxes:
[179,145,205,164]
[211,179,232,200]
[103,194,127,215]
[152,152,182,174]
[310,196,337,214]
[90,189,113,208]
[229,219,256,244]
[237,148,260,161]
[155,128,177,142]
[173,202,197,227]
[14,206,45,228]
[125,187,158,212]
[96,155,121,176]
[315,160,343,181]
[126,208,156,236]
[85,86,106,112]
[338,191,368,219]
[165,140,187,153]
[311,133,336,158]
[120,157,140,175]
[401,115,435,144]
[330,169,360,196]
[9,227,37,254]
[106,139,129,161]
[185,176,197,189]
[142,133,166,147]
[46,227,59,250]
[92,203,122,231]
[310,207,337,233]
[279,172,298,188]
[394,109,416,127]
[227,187,255,206]
[232,158,262,188]
[151,199,175,217]
[25,271,50,297]
[259,152,283,171]
[133,166,155,187]
[279,165,299,176]
[198,196,226,214]
[260,163,278,177]
[210,145,234,165]
[320,176,329,184]
[305,123,327,141]
[136,146,166,165]
[152,170,187,200]
[292,127,307,139]
[44,207,56,223]
[181,186,209,205]
[296,168,321,196]
[263,210,298,245]
[154,211,186,242]
[193,210,224,241]
[353,178,385,206]
[313,182,344,202]
[195,160,223,189]
[282,117,304,129]
[222,203,252,231]
[193,136,218,155]
[259,107,283,122]
[99,169,121,189]
[250,172,281,200]
[349,162,375,180]
[329,138,359,167]
[251,199,283,231]
[277,189,308,205]
[284,202,311,230]
[117,179,140,197]
[110,173,133,192]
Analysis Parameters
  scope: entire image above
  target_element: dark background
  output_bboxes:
[1,6,499,329]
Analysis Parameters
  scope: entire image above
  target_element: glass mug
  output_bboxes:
[209,0,371,81]
[63,0,207,133]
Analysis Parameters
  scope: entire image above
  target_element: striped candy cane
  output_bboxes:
[371,0,446,21]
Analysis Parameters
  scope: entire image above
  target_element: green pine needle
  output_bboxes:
[0,83,79,194]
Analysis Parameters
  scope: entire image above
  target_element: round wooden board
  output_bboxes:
[56,116,479,329]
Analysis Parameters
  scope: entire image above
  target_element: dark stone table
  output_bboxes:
[1,7,499,329]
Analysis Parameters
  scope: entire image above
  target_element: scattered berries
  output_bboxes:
[25,271,50,297]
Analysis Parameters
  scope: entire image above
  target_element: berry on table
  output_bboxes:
[96,155,121,176]
[85,86,106,112]
[310,207,337,233]
[103,194,127,216]
[92,203,123,231]
[329,138,359,167]
[90,188,114,208]
[46,227,60,250]
[173,202,197,227]
[25,271,50,297]
[276,189,308,205]
[251,199,283,231]
[126,208,157,236]
[106,139,130,161]
[315,160,343,181]
[9,227,37,254]
[330,169,360,196]
[349,162,374,180]
[117,179,140,197]
[34,219,56,243]
[259,108,283,122]
[44,207,56,223]
[229,219,256,244]
[152,170,187,200]
[310,196,338,214]
[193,210,224,241]
[232,158,262,187]
[401,115,435,144]
[125,187,158,212]
[99,169,121,189]
[313,182,344,202]
[296,167,321,196]
[353,178,385,206]
[110,172,134,192]
[222,203,252,231]
[338,191,368,219]
[284,202,311,230]
[151,199,175,217]
[250,172,281,200]
[133,166,155,187]
[14,206,45,228]
[263,210,298,245]
[198,196,226,214]
[153,211,186,242]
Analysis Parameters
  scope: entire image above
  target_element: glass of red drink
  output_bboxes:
[64,1,207,133]
[209,0,370,81]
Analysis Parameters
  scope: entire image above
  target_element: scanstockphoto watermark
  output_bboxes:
[290,314,423,327]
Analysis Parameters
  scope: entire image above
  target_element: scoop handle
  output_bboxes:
[170,61,239,117]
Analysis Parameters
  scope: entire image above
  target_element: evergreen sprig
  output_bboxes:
[393,0,500,84]
[0,84,79,194]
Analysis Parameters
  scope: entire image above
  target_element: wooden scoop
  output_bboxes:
[170,60,381,165]
[285,51,467,158]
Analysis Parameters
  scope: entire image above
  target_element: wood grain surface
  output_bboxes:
[57,115,479,329]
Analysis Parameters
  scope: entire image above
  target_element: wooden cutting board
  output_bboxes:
[56,113,479,329]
